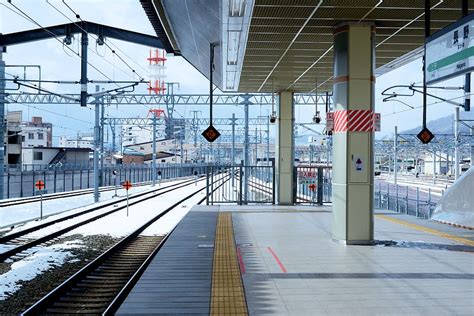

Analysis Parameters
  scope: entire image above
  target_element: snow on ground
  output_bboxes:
[0,178,189,229]
[0,240,83,299]
[62,179,209,238]
[0,176,217,299]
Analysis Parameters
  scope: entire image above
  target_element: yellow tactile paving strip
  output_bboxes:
[211,213,248,315]
[376,214,474,246]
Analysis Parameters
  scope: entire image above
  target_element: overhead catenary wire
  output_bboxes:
[4,1,114,82]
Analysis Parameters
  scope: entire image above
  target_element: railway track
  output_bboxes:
[21,175,229,315]
[0,176,208,262]
[0,178,163,208]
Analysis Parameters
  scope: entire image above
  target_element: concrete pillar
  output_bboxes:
[275,91,294,204]
[332,22,375,244]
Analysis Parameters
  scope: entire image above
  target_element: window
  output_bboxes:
[33,151,43,161]
[161,159,166,163]
[38,133,44,140]
[28,133,34,139]
[22,136,25,142]
[140,146,145,150]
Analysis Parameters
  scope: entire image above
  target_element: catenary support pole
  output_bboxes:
[471,127,474,168]
[93,85,100,202]
[242,94,251,204]
[100,94,105,186]
[152,111,157,186]
[0,49,5,200]
[231,113,236,187]
[394,126,398,185]
[80,29,88,107]
[454,106,460,179]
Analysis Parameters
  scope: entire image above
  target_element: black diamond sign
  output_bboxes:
[417,127,435,144]
[202,125,221,142]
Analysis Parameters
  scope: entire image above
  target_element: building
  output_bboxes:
[21,147,92,169]
[21,115,53,148]
[59,133,94,148]
[5,111,22,164]
[4,111,53,165]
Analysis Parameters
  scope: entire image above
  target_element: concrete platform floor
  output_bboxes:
[120,205,474,315]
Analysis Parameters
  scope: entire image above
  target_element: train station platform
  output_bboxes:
[117,206,474,315]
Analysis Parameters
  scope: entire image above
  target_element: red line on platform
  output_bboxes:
[267,247,287,273]
[237,246,246,274]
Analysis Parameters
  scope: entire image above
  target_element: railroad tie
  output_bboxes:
[211,212,248,315]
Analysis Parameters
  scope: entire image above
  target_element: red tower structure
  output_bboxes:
[147,49,167,94]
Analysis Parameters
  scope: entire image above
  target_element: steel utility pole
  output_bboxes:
[266,114,270,166]
[433,149,436,184]
[471,126,474,168]
[454,106,460,180]
[0,50,5,200]
[394,125,398,185]
[152,111,157,186]
[100,92,105,186]
[93,85,100,202]
[231,113,236,187]
[241,94,252,204]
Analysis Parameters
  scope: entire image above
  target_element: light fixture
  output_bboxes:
[227,31,240,65]
[229,0,245,17]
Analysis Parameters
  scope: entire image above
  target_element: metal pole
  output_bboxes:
[152,112,157,186]
[471,127,474,168]
[416,187,420,217]
[394,126,398,185]
[126,189,129,217]
[433,149,436,184]
[266,114,270,182]
[0,50,5,200]
[243,95,250,204]
[40,191,43,220]
[80,29,88,107]
[255,127,258,164]
[231,113,236,187]
[93,85,100,202]
[463,0,471,112]
[454,106,460,180]
[100,94,105,186]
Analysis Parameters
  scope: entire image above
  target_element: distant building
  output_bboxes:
[59,133,94,148]
[21,115,53,148]
[5,111,22,164]
[5,111,53,165]
[22,147,92,169]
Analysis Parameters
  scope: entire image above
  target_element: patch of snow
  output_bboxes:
[0,241,83,299]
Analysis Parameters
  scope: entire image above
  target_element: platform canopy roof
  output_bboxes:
[141,0,472,93]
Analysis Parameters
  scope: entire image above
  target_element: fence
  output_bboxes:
[294,165,332,205]
[206,163,275,205]
[3,163,207,199]
[374,182,439,219]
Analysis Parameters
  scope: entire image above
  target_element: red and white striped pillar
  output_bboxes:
[332,22,375,244]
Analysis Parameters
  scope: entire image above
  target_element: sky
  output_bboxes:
[1,0,471,143]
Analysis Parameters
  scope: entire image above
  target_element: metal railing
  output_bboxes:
[294,165,332,205]
[3,163,207,199]
[375,182,439,219]
[205,163,275,205]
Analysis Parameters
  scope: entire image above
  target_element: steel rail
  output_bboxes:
[22,175,230,315]
[0,176,208,261]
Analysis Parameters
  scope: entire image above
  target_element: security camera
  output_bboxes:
[269,114,277,124]
[313,111,321,124]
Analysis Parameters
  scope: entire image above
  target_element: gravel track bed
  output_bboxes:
[0,234,120,315]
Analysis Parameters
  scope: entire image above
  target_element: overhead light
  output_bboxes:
[229,0,245,17]
[226,71,236,90]
[227,31,240,65]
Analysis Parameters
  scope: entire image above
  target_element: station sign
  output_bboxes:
[298,170,316,185]
[426,13,474,85]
